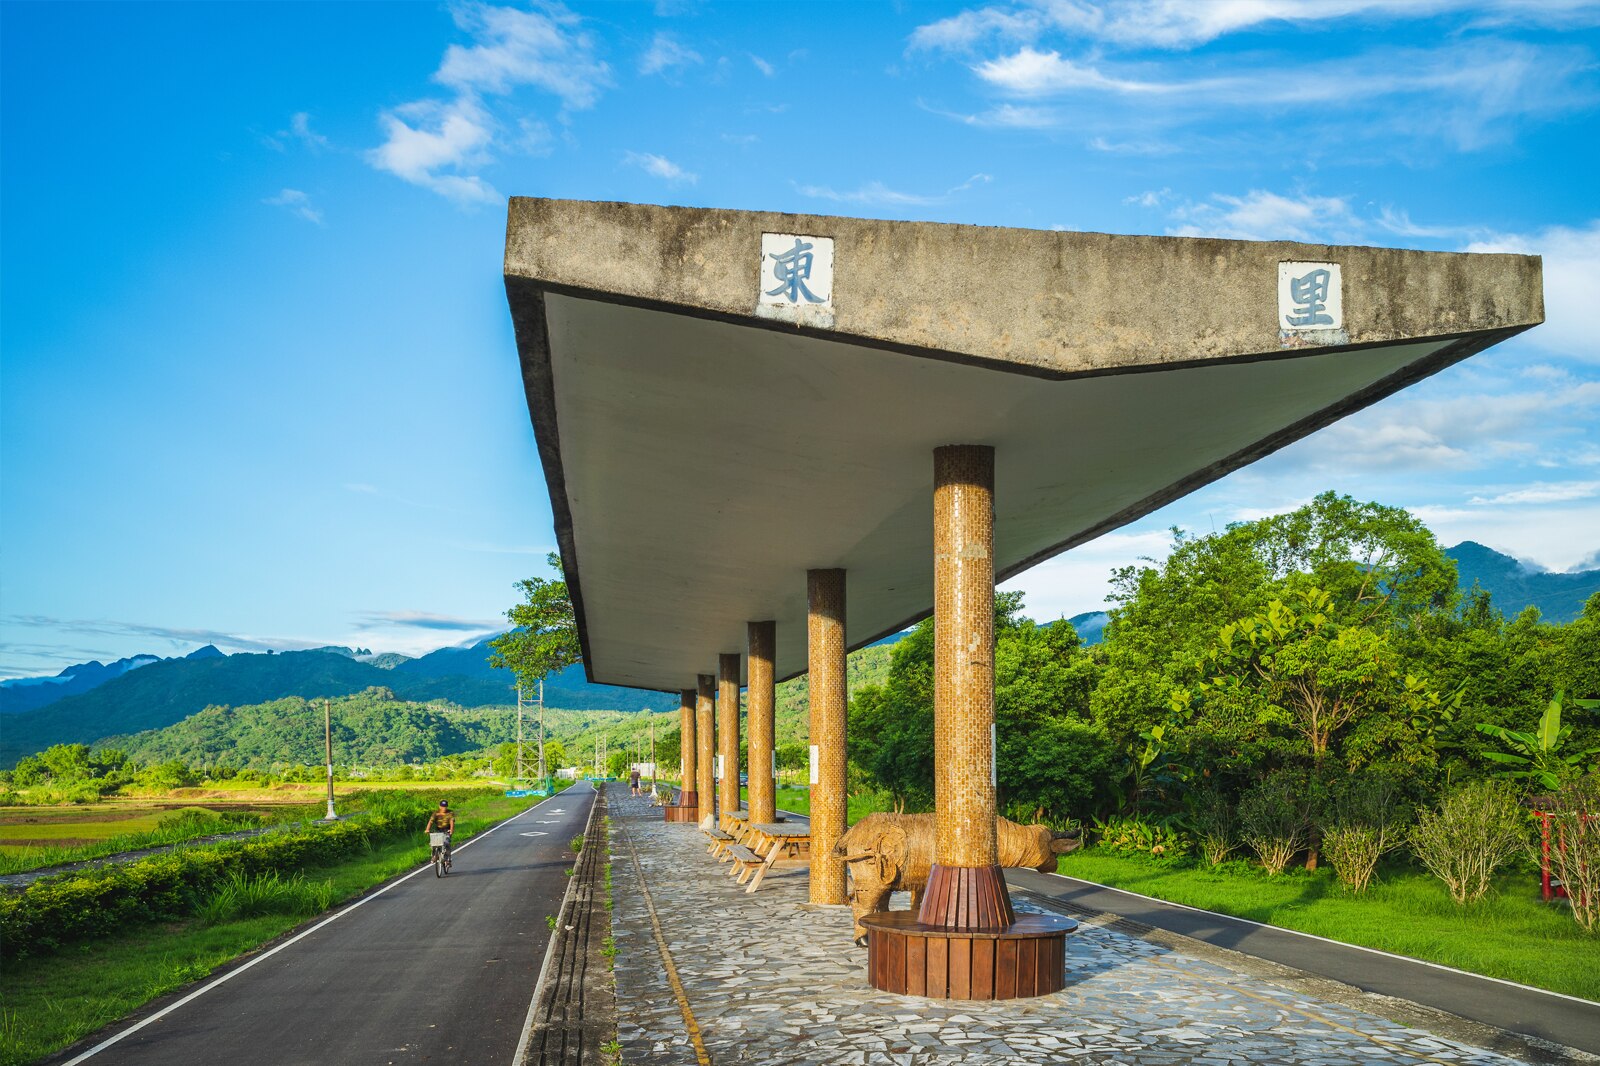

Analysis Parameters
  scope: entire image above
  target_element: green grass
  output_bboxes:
[750,786,892,825]
[0,787,562,1066]
[1057,850,1600,1001]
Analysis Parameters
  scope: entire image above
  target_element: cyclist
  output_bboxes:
[424,799,456,867]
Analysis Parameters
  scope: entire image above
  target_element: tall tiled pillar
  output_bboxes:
[747,621,777,825]
[665,688,697,820]
[696,674,716,819]
[718,652,742,817]
[917,445,1014,930]
[807,568,848,905]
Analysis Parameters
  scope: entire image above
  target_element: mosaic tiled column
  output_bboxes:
[862,448,1076,998]
[747,622,777,825]
[696,674,716,818]
[918,444,1014,930]
[665,688,698,822]
[807,568,848,905]
[718,652,742,817]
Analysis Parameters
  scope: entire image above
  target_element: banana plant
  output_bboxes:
[1476,689,1600,792]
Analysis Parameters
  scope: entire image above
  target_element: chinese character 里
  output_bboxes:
[1286,268,1334,327]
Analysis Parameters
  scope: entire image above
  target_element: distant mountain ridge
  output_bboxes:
[0,645,220,715]
[0,637,664,767]
[1445,541,1600,624]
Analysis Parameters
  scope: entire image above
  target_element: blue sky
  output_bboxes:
[3,0,1597,678]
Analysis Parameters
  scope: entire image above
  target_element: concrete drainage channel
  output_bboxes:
[518,785,618,1066]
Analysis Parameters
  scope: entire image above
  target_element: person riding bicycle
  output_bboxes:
[424,799,456,865]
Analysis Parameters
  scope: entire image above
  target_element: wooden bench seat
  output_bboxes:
[704,827,735,859]
[725,843,765,883]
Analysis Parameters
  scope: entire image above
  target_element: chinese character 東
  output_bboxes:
[766,238,824,304]
[1286,268,1334,327]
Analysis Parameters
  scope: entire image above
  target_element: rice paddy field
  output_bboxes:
[0,780,494,874]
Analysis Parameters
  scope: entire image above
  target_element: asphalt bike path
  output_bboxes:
[58,783,597,1066]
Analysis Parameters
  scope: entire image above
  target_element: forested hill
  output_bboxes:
[0,640,662,767]
[105,690,511,768]
[1446,541,1600,623]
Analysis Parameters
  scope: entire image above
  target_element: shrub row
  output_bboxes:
[0,789,490,958]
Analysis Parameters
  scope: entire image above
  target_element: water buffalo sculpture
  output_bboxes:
[834,813,1081,943]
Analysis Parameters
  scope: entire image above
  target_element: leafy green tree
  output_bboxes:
[1203,588,1443,771]
[850,593,1113,822]
[38,743,94,782]
[606,749,630,778]
[543,739,569,770]
[489,553,581,689]
[1092,492,1457,754]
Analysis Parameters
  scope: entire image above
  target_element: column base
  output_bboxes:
[663,791,699,822]
[917,864,1016,930]
[860,912,1077,999]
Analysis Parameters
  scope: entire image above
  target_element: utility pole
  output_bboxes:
[323,699,337,821]
[649,713,656,790]
[515,685,525,784]
[538,679,546,792]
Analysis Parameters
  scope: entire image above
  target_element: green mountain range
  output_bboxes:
[0,639,664,767]
[1446,541,1600,624]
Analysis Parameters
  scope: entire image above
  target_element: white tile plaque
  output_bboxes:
[757,232,834,328]
[1278,261,1343,333]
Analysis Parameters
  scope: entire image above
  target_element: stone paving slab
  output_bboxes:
[607,788,1570,1066]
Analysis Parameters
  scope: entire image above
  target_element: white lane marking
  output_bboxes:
[519,832,548,838]
[62,788,581,1065]
[1040,870,1600,1008]
[512,783,596,1066]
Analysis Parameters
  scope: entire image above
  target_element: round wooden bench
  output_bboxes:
[859,911,1078,1000]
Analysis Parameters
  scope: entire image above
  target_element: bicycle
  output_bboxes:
[430,831,452,876]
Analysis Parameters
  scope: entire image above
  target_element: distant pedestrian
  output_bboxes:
[629,768,641,796]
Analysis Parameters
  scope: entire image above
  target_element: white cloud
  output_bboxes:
[435,2,609,107]
[263,188,324,225]
[290,112,329,150]
[639,32,702,76]
[1466,220,1600,362]
[1289,378,1600,472]
[1469,480,1600,505]
[1123,187,1171,208]
[623,150,697,183]
[912,0,1600,53]
[367,97,500,205]
[1002,527,1177,618]
[940,30,1588,151]
[1089,136,1178,156]
[1166,189,1359,242]
[749,53,776,77]
[367,3,608,205]
[795,173,992,206]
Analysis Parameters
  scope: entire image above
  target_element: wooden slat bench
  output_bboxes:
[725,844,766,884]
[704,827,736,860]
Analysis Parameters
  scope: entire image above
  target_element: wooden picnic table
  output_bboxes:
[733,822,811,893]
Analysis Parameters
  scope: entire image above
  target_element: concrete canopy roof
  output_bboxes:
[504,199,1542,693]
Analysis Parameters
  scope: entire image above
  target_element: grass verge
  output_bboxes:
[746,786,891,824]
[1057,850,1600,1002]
[0,787,563,1066]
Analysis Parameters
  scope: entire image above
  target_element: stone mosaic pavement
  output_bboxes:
[607,788,1567,1066]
